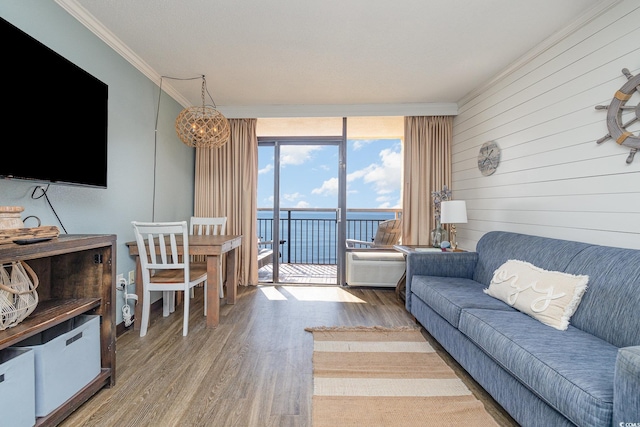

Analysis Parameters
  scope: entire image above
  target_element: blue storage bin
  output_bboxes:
[0,348,35,427]
[14,314,100,417]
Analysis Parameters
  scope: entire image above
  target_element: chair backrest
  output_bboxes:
[190,216,227,236]
[131,221,190,284]
[372,219,402,246]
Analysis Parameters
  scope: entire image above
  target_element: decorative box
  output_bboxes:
[13,315,100,417]
[0,348,35,426]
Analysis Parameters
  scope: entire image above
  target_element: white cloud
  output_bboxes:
[312,177,338,197]
[348,147,402,196]
[347,168,367,182]
[352,139,374,151]
[295,200,310,208]
[282,192,304,202]
[280,145,322,166]
[258,163,273,174]
[375,195,393,209]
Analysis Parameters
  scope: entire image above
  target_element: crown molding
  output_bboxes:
[55,0,457,118]
[457,0,623,107]
[54,0,189,106]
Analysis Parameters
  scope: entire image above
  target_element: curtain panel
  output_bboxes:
[402,116,452,246]
[194,118,259,286]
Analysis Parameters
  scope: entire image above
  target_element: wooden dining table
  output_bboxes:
[126,234,243,329]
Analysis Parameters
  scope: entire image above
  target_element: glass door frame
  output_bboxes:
[258,120,347,284]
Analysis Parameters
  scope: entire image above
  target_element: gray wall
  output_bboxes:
[452,0,640,251]
[0,1,196,325]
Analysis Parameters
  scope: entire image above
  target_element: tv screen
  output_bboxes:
[0,16,108,188]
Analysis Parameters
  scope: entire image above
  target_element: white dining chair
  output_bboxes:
[131,221,207,337]
[190,217,227,311]
[190,216,227,236]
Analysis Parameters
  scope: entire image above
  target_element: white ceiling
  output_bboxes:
[59,0,606,117]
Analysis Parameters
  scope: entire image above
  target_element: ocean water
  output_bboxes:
[257,210,396,264]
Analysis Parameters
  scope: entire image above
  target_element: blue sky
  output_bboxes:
[258,139,402,209]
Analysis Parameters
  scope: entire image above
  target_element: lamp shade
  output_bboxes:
[440,200,467,224]
[174,75,230,149]
[175,106,230,148]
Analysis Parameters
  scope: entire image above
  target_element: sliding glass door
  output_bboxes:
[256,116,403,286]
[258,134,346,284]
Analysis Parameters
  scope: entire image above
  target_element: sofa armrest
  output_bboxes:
[405,251,478,311]
[614,346,640,426]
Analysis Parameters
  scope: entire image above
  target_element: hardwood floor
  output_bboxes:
[61,285,518,427]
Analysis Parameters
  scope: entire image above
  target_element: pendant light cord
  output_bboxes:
[153,75,220,221]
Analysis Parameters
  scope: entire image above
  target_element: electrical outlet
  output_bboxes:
[128,270,135,285]
[116,274,124,290]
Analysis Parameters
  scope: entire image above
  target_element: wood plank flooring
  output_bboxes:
[61,285,518,427]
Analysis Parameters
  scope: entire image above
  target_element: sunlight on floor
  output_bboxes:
[258,285,367,303]
[258,286,288,301]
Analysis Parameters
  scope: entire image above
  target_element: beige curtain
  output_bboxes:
[402,116,452,246]
[194,118,259,286]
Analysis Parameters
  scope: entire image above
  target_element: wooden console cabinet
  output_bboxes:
[0,234,116,426]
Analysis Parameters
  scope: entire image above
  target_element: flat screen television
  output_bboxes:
[0,16,108,188]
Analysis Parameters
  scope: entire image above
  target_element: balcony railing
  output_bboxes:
[257,208,402,265]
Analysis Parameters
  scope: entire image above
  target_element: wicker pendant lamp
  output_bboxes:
[175,75,230,149]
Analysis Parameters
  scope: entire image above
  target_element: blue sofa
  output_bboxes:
[405,231,640,427]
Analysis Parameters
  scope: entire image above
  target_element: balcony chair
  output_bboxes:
[257,238,286,271]
[131,221,207,337]
[257,238,274,269]
[345,219,405,287]
[189,217,227,311]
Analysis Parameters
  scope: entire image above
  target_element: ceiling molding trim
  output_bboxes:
[54,0,190,106]
[457,0,623,107]
[218,103,458,119]
[54,0,458,118]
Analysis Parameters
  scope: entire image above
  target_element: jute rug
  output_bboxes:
[305,326,499,427]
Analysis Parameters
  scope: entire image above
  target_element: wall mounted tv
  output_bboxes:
[0,16,108,188]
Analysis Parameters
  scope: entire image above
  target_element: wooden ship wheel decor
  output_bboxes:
[595,68,640,164]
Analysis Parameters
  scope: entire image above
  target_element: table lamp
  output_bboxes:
[440,200,467,251]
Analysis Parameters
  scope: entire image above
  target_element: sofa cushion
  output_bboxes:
[472,231,591,287]
[564,245,640,348]
[459,308,617,427]
[410,276,514,328]
[614,346,640,425]
[484,260,588,330]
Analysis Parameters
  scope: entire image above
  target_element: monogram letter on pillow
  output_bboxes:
[484,260,588,330]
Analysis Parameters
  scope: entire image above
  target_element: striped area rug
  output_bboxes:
[306,326,499,427]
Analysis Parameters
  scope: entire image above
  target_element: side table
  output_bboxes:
[393,245,445,302]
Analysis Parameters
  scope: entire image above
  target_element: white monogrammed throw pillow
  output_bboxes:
[484,260,589,330]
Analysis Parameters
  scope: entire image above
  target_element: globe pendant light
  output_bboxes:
[175,75,230,149]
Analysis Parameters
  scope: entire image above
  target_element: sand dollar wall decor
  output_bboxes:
[477,141,501,176]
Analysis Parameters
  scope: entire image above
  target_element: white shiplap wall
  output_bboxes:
[452,0,640,251]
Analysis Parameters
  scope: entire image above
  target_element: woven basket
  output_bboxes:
[0,261,39,330]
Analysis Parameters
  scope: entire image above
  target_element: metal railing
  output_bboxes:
[257,208,402,264]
